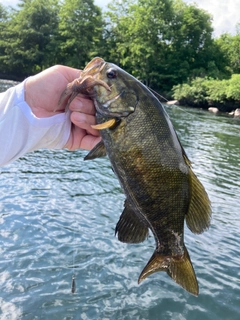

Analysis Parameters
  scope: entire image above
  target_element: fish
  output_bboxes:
[61,57,211,296]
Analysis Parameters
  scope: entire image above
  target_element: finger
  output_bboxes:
[60,66,82,83]
[65,126,102,151]
[70,112,100,137]
[80,135,102,151]
[69,96,96,115]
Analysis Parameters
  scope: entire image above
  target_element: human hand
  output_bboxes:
[25,65,101,151]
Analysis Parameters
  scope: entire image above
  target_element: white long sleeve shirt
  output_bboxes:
[0,80,71,167]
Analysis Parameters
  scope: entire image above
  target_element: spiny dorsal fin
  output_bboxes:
[115,201,149,243]
[138,246,199,296]
[186,168,211,234]
[84,141,106,160]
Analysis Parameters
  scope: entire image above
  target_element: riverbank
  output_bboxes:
[0,73,27,82]
[166,100,240,117]
[175,98,240,113]
[172,75,240,114]
[208,106,240,117]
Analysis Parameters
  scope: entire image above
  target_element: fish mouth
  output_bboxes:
[58,59,109,109]
[82,57,106,77]
[91,91,134,130]
[94,91,134,118]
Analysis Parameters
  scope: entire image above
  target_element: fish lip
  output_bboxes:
[94,99,125,118]
[94,91,134,118]
[82,58,106,77]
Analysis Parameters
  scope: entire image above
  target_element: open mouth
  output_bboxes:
[92,91,135,130]
[94,91,134,117]
[101,92,123,109]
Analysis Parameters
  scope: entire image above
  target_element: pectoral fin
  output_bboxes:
[186,168,211,234]
[138,245,198,296]
[115,201,149,243]
[84,141,106,160]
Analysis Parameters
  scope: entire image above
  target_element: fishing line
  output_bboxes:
[148,86,198,119]
[148,87,169,103]
[71,223,76,294]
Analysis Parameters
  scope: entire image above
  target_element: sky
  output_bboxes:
[0,0,239,37]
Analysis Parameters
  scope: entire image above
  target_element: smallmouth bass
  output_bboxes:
[61,57,211,296]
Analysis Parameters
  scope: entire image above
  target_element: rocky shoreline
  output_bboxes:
[208,107,240,117]
[166,100,240,118]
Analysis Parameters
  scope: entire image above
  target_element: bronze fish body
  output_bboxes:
[62,58,211,296]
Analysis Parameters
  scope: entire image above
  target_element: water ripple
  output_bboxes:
[0,105,239,319]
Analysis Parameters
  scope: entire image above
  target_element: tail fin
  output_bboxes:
[138,246,199,296]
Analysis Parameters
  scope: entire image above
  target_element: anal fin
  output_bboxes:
[115,201,149,243]
[138,245,199,296]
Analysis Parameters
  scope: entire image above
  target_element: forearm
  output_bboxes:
[0,80,71,167]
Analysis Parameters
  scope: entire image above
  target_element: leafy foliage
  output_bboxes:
[0,0,60,76]
[215,32,240,74]
[58,0,104,68]
[172,78,209,105]
[206,79,229,103]
[172,75,240,106]
[104,0,218,93]
[0,0,239,99]
[226,74,240,100]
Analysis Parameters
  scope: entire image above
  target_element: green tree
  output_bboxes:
[105,0,217,93]
[215,28,240,75]
[58,0,104,68]
[0,4,11,74]
[169,0,215,79]
[0,0,59,76]
[105,0,174,90]
[0,4,8,24]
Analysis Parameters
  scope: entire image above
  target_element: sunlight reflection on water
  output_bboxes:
[0,81,240,319]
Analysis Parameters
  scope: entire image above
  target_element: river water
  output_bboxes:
[0,80,240,319]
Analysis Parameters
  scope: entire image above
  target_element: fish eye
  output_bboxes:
[106,68,117,79]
